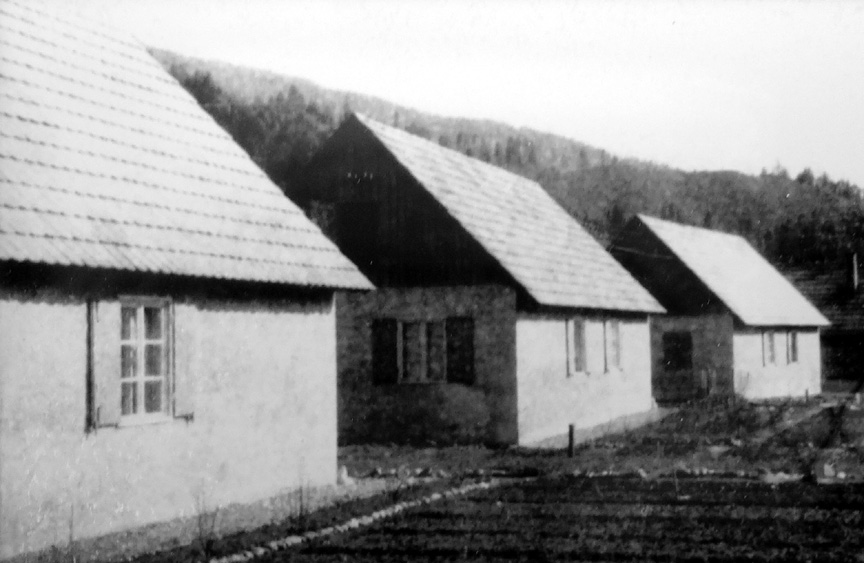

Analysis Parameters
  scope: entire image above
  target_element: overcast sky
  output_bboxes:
[64,0,864,187]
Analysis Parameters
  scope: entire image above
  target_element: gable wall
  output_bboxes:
[611,220,725,315]
[0,286,337,559]
[650,314,735,402]
[336,285,518,445]
[732,328,822,399]
[301,119,511,287]
[514,311,654,446]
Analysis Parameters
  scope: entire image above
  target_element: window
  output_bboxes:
[120,301,170,419]
[787,331,799,363]
[762,330,777,365]
[87,298,188,431]
[662,331,693,371]
[371,317,475,385]
[604,320,622,372]
[566,318,586,376]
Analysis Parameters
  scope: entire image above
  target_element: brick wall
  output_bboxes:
[650,314,735,402]
[336,285,518,445]
[0,290,337,559]
[514,313,655,446]
[733,328,822,399]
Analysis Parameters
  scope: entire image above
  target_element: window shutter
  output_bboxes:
[172,303,194,420]
[371,319,399,385]
[446,317,475,385]
[91,300,121,428]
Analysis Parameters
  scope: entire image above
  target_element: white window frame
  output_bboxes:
[119,297,173,425]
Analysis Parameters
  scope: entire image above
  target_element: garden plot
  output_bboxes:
[278,476,864,563]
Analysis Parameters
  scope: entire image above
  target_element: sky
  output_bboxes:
[63,0,864,187]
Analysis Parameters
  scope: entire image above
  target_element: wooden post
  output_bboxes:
[805,389,809,404]
[568,424,575,458]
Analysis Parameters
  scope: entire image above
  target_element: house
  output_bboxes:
[611,215,829,403]
[299,114,664,447]
[783,255,864,388]
[0,2,370,559]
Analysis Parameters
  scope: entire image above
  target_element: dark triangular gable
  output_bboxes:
[611,217,726,316]
[300,116,520,290]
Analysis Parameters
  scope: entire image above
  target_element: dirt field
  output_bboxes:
[270,476,864,562]
[119,398,864,562]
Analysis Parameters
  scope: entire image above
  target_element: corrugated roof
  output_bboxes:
[0,0,371,290]
[353,115,663,313]
[637,215,828,327]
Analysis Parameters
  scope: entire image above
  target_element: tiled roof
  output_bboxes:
[0,1,371,289]
[353,115,663,313]
[636,215,828,327]
[784,266,864,332]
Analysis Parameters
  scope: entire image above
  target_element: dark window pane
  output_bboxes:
[571,319,585,373]
[121,382,137,415]
[371,319,398,385]
[427,322,447,382]
[402,322,427,382]
[145,344,162,376]
[121,345,136,379]
[663,331,693,371]
[121,307,137,340]
[145,307,162,340]
[446,317,475,385]
[145,381,162,413]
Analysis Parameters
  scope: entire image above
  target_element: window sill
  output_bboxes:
[118,414,174,428]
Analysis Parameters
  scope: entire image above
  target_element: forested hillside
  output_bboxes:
[152,49,864,269]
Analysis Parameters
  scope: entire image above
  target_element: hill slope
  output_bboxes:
[151,49,864,268]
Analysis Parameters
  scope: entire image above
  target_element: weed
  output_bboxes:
[192,492,220,558]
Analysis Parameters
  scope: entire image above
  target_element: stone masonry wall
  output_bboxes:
[336,285,518,445]
[650,314,735,402]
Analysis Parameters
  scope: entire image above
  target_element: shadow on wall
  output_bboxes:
[340,376,490,446]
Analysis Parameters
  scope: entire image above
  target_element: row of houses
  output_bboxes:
[0,1,830,559]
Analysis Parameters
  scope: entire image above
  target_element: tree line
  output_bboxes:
[164,55,864,272]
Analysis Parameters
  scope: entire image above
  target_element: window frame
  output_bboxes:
[118,296,173,426]
[371,317,474,386]
[762,330,777,366]
[604,319,622,373]
[566,318,586,377]
[787,330,799,363]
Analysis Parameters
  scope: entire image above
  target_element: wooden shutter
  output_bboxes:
[172,303,194,420]
[446,317,475,385]
[90,300,121,428]
[371,319,399,385]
